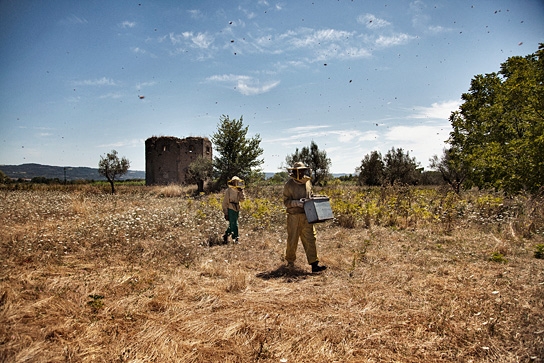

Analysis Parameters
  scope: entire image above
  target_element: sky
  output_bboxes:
[1,1,543,174]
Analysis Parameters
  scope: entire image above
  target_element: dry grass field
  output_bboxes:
[1,183,543,362]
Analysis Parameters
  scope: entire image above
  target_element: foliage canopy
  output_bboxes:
[429,148,468,194]
[358,148,422,186]
[98,150,130,194]
[187,156,213,193]
[285,140,331,186]
[211,115,264,187]
[357,150,384,186]
[448,44,544,194]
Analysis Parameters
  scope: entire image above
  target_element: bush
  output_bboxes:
[535,244,544,259]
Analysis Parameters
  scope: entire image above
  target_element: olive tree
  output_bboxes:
[98,150,130,194]
[186,156,213,193]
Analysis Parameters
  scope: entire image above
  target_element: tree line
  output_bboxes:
[188,117,443,190]
[31,44,542,195]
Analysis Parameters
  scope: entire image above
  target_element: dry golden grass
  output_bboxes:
[0,184,543,362]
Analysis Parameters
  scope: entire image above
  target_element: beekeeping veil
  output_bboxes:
[288,162,311,183]
[227,176,245,189]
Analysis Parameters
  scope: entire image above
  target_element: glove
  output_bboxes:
[295,200,304,208]
[224,214,229,221]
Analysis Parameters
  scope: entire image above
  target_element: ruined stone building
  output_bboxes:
[145,136,212,186]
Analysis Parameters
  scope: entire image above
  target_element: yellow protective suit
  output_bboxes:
[283,178,319,265]
[222,187,245,214]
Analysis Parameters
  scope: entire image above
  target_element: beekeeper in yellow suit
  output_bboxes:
[283,162,327,273]
[222,176,245,243]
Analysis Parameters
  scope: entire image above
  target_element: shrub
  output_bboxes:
[490,252,508,263]
[534,244,544,259]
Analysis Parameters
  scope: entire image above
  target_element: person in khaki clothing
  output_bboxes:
[222,176,245,243]
[283,162,327,273]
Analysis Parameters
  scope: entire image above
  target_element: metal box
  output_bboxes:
[304,196,334,224]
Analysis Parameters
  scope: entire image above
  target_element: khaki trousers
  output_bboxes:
[286,213,318,265]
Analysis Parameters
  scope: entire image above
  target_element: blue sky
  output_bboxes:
[1,0,542,174]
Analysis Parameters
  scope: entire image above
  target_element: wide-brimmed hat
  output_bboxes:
[227,176,245,188]
[287,162,308,170]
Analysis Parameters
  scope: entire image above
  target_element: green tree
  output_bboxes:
[357,150,384,186]
[268,171,289,185]
[211,115,264,188]
[448,44,544,194]
[285,140,331,186]
[429,148,468,194]
[186,156,213,193]
[98,150,130,194]
[337,174,357,183]
[383,147,422,185]
[419,170,444,186]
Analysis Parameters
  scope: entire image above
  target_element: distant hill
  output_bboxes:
[0,163,145,181]
[0,164,351,182]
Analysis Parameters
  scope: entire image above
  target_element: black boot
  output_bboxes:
[311,261,327,273]
[223,234,229,244]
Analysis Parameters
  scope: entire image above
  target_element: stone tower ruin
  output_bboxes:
[145,136,212,186]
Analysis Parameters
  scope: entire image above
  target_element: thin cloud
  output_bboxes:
[97,139,143,149]
[410,0,430,29]
[331,130,362,143]
[131,47,157,58]
[357,14,391,29]
[207,74,251,82]
[285,128,378,144]
[409,0,450,35]
[120,21,136,28]
[264,125,330,144]
[158,15,410,65]
[386,125,445,143]
[289,28,355,48]
[73,77,117,86]
[206,74,280,95]
[168,31,214,49]
[236,80,280,95]
[253,28,371,62]
[340,47,372,59]
[409,100,461,119]
[427,25,451,34]
[167,33,183,45]
[375,33,415,47]
[238,6,257,20]
[384,124,451,166]
[286,125,330,134]
[187,9,203,19]
[99,92,124,99]
[191,32,214,49]
[357,130,380,141]
[136,81,158,89]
